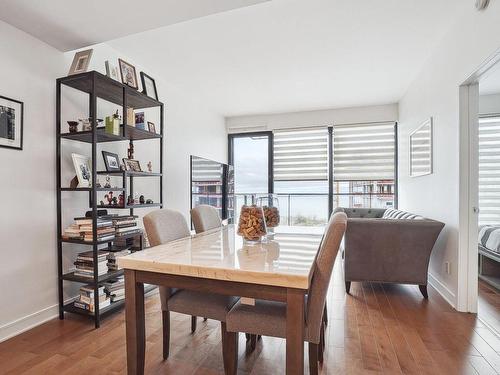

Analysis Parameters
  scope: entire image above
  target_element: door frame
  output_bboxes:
[458,48,500,313]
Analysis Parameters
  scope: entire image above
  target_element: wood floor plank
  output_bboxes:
[0,254,498,375]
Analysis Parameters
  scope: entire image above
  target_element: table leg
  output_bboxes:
[125,269,145,375]
[286,288,304,375]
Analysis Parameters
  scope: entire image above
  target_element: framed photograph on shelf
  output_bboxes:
[105,60,120,81]
[122,158,142,172]
[68,49,93,76]
[0,95,23,150]
[147,121,156,133]
[140,72,158,100]
[102,151,121,172]
[71,153,92,187]
[118,58,138,89]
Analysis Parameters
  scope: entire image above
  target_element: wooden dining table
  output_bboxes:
[118,224,324,375]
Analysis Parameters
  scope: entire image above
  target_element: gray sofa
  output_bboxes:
[335,207,444,298]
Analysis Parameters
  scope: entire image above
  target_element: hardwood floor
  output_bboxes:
[1,257,500,374]
[478,279,500,336]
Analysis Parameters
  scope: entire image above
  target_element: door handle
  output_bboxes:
[473,207,480,214]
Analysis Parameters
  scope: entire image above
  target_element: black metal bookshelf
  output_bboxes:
[56,71,164,328]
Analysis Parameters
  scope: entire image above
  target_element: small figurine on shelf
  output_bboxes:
[118,193,124,206]
[95,178,101,188]
[146,199,154,204]
[147,161,152,172]
[104,175,111,188]
[67,121,78,133]
[134,192,140,204]
[105,192,114,205]
[100,200,105,206]
[127,195,134,205]
[128,140,134,159]
[139,195,145,204]
[111,196,118,205]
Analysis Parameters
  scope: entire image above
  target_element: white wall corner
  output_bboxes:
[428,272,457,309]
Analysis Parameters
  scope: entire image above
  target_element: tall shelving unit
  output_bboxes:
[56,71,164,328]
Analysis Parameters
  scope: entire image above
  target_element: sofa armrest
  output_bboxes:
[344,218,444,285]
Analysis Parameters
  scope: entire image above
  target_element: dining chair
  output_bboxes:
[143,208,239,360]
[191,204,222,233]
[221,211,347,374]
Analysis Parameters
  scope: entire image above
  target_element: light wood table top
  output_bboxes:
[118,225,323,289]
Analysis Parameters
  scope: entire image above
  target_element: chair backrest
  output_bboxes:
[143,208,190,247]
[306,212,347,343]
[143,209,191,311]
[191,204,222,233]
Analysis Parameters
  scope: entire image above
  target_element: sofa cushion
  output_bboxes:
[382,208,423,220]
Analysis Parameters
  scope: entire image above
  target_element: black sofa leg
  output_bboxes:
[345,281,351,294]
[419,284,428,299]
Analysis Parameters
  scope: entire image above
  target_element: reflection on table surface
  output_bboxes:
[118,224,324,288]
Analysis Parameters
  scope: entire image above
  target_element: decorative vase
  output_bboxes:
[257,194,280,236]
[237,205,267,243]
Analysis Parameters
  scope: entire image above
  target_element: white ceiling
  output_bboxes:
[1,0,470,116]
[107,0,469,116]
[0,0,268,51]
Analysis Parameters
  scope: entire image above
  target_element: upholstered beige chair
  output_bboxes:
[143,208,239,360]
[221,212,347,374]
[191,204,222,233]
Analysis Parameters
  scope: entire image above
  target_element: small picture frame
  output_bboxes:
[102,151,121,172]
[0,95,24,150]
[140,72,158,100]
[122,158,142,172]
[68,49,93,76]
[71,153,92,187]
[118,58,138,89]
[105,60,120,81]
[147,122,156,133]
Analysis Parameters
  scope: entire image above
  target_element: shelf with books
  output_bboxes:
[61,269,124,284]
[57,71,164,328]
[62,284,156,317]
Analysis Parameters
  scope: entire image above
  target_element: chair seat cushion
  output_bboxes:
[226,299,287,338]
[167,290,239,322]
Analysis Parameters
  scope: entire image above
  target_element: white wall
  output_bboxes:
[0,28,226,342]
[398,3,500,308]
[226,103,398,133]
[0,20,65,340]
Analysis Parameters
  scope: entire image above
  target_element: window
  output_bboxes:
[478,116,500,225]
[332,122,396,209]
[228,122,397,227]
[273,127,329,226]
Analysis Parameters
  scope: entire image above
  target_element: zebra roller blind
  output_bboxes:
[479,116,500,225]
[273,127,329,181]
[333,122,396,181]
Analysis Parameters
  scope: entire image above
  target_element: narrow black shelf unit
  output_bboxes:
[56,71,164,328]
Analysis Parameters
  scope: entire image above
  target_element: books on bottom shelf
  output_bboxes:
[104,276,125,303]
[73,285,110,313]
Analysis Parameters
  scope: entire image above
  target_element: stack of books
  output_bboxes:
[74,250,109,279]
[74,285,111,312]
[104,277,125,302]
[111,215,142,238]
[107,248,132,271]
[62,217,115,242]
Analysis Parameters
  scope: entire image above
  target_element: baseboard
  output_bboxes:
[0,297,75,343]
[428,272,457,309]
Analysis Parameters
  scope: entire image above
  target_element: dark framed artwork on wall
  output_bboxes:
[0,95,24,150]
